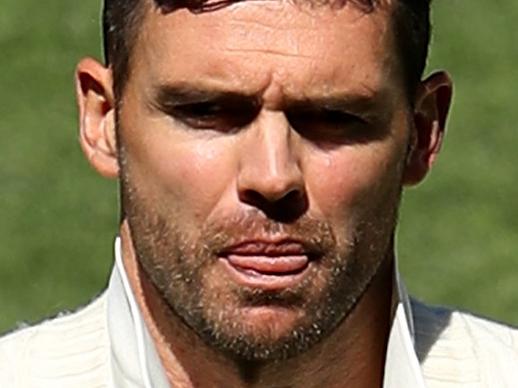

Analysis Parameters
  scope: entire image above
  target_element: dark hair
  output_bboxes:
[103,0,431,99]
[102,0,144,99]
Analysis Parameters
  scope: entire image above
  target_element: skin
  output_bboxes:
[76,0,452,387]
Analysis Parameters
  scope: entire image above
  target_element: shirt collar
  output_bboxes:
[107,237,426,388]
[382,263,427,388]
[107,237,170,388]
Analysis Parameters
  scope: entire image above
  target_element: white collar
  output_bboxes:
[107,238,170,388]
[383,267,427,387]
[107,237,426,388]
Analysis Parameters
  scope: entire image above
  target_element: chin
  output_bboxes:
[235,305,305,338]
[190,300,333,362]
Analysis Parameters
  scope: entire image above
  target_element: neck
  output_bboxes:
[120,222,394,388]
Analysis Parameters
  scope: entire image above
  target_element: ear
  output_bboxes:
[402,71,453,186]
[75,57,119,178]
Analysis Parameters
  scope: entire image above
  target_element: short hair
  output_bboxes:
[102,0,431,100]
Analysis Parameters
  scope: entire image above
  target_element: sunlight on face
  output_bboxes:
[118,0,411,361]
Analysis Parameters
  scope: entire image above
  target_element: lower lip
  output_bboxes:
[219,255,312,290]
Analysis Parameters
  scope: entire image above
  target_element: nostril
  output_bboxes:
[283,189,304,203]
[274,190,308,222]
[239,188,308,223]
[239,189,265,208]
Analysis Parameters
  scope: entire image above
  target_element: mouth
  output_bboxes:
[218,240,318,290]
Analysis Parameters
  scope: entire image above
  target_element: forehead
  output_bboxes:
[131,1,399,98]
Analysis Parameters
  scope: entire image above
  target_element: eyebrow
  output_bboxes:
[150,82,389,114]
[288,95,383,114]
[150,83,258,109]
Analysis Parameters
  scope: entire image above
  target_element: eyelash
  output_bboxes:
[173,102,223,125]
[161,101,371,144]
[164,101,261,132]
[288,109,366,126]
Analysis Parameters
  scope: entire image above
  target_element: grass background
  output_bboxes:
[0,1,517,333]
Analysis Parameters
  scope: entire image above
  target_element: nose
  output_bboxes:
[237,111,307,221]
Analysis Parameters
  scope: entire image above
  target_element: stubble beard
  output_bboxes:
[119,152,402,363]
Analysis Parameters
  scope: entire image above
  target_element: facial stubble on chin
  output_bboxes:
[118,148,402,363]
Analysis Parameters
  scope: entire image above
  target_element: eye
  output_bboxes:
[165,99,259,133]
[173,102,226,128]
[286,108,369,144]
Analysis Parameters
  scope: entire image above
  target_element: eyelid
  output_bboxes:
[156,98,261,132]
[286,106,368,123]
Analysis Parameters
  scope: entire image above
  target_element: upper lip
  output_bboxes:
[219,239,319,259]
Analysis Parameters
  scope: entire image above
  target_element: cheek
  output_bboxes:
[122,125,237,225]
[305,143,405,223]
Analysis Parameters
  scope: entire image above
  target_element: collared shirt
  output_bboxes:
[108,237,427,388]
[2,239,518,387]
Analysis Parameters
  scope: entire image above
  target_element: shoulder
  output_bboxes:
[412,298,518,387]
[0,293,110,388]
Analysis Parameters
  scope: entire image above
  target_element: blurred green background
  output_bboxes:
[0,1,517,333]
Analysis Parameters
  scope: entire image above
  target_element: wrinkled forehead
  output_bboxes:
[136,0,396,53]
[152,0,380,13]
[130,0,400,98]
[152,0,382,11]
[141,0,394,37]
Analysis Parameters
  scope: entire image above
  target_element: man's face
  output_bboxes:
[118,2,410,360]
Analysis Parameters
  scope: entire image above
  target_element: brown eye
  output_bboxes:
[172,102,227,129]
[286,108,368,144]
[168,98,260,133]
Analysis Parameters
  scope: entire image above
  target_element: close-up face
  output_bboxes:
[115,1,414,361]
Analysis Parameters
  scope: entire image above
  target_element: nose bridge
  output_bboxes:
[259,111,295,176]
[238,110,303,201]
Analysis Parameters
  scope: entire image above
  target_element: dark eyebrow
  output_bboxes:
[150,83,258,108]
[284,91,389,114]
[149,83,390,119]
